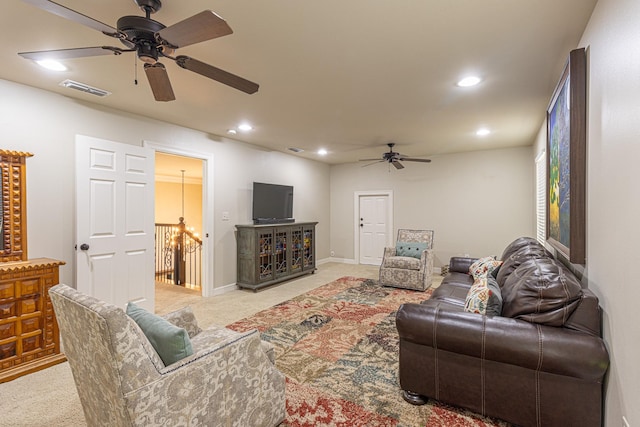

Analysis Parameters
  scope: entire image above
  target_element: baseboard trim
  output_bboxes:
[212,282,239,296]
[323,257,358,264]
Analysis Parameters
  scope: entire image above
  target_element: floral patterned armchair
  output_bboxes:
[49,284,286,426]
[379,229,434,291]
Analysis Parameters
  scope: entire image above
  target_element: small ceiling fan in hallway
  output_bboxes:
[19,0,259,101]
[359,143,432,169]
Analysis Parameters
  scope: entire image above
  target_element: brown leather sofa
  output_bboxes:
[396,237,609,427]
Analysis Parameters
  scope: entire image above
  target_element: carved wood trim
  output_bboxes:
[0,151,32,262]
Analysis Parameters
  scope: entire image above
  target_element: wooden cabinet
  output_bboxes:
[0,258,66,383]
[236,222,317,291]
[0,150,66,383]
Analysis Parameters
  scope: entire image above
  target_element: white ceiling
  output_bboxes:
[1,0,597,166]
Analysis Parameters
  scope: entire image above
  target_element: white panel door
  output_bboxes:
[359,195,389,265]
[76,135,155,311]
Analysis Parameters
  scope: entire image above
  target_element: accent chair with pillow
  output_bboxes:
[49,284,286,427]
[379,229,434,291]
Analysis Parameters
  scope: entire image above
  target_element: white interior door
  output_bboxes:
[76,135,155,311]
[358,194,390,265]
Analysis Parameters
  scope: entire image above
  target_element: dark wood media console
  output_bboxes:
[235,222,317,291]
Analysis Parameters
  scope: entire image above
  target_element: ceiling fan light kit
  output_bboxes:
[19,0,260,102]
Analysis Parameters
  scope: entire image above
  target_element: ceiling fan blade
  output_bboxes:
[22,0,119,36]
[359,158,383,162]
[157,11,233,49]
[392,160,405,170]
[19,46,129,61]
[361,161,384,167]
[398,158,432,163]
[144,63,176,102]
[175,56,259,94]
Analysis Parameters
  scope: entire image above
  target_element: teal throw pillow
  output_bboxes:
[486,275,503,316]
[396,241,428,259]
[126,302,193,366]
[463,276,502,316]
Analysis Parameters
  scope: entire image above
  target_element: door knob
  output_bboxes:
[80,243,90,251]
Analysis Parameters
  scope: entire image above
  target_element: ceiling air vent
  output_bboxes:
[288,147,304,153]
[59,79,111,97]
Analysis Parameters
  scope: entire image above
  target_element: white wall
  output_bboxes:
[532,0,640,424]
[0,79,330,289]
[330,146,535,268]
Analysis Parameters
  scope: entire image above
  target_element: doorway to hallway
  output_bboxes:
[154,152,203,292]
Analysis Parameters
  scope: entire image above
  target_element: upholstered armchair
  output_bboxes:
[379,229,434,291]
[49,284,286,427]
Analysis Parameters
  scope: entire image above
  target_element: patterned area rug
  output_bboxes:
[227,276,510,427]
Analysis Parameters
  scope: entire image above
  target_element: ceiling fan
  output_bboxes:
[18,0,259,102]
[359,143,432,169]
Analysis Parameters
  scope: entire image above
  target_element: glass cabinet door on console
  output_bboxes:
[290,227,303,274]
[274,228,289,278]
[235,222,317,291]
[257,229,274,282]
[302,225,315,271]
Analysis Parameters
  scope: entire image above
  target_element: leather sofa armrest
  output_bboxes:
[396,302,609,381]
[449,257,477,273]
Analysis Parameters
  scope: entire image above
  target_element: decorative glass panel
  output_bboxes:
[291,228,302,272]
[274,230,287,275]
[258,231,273,280]
[303,228,314,268]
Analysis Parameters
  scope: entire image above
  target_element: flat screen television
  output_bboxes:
[252,182,294,224]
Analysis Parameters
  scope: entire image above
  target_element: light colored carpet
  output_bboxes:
[1,262,442,427]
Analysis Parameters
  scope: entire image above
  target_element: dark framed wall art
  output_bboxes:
[546,47,586,264]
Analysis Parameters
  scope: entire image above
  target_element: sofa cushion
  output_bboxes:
[496,244,552,288]
[500,236,545,261]
[464,276,502,316]
[501,258,582,326]
[126,302,194,366]
[430,280,471,304]
[396,241,428,259]
[384,255,421,270]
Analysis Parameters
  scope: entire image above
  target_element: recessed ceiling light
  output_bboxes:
[457,76,481,87]
[238,123,253,132]
[317,148,328,156]
[227,129,237,135]
[36,59,67,71]
[476,128,491,136]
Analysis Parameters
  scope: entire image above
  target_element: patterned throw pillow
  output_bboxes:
[464,276,503,316]
[469,256,503,279]
[396,241,428,259]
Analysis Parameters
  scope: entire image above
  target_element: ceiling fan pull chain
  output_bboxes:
[134,55,138,85]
